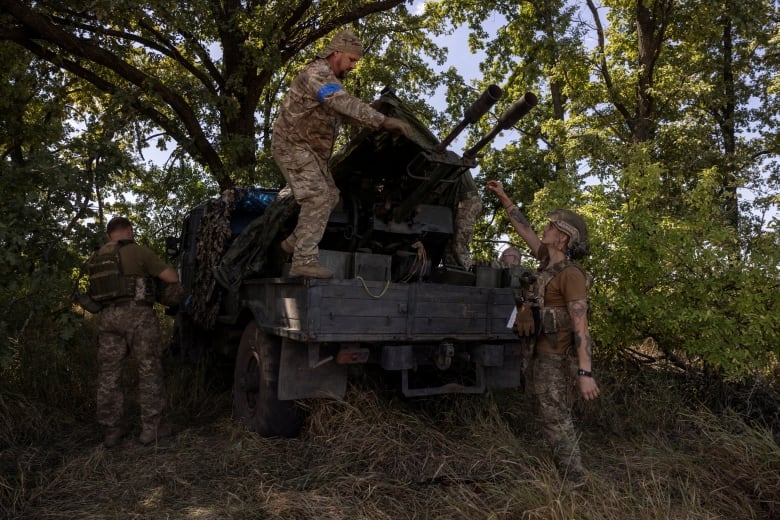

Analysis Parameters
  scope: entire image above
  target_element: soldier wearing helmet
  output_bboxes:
[272,28,413,279]
[498,246,522,267]
[486,180,599,488]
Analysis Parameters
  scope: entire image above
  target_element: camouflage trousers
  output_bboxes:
[272,139,339,266]
[444,174,482,269]
[527,350,584,477]
[96,304,165,432]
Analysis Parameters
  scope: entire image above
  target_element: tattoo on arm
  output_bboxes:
[573,333,593,360]
[569,299,592,360]
[507,206,530,228]
[568,300,587,319]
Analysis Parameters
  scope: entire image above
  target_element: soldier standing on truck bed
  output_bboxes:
[87,217,180,448]
[272,28,413,279]
[443,176,483,271]
[486,180,600,488]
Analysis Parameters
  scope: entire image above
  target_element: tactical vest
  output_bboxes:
[87,241,156,304]
[524,258,592,346]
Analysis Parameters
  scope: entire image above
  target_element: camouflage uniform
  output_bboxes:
[93,241,170,440]
[272,54,385,268]
[529,350,583,480]
[526,256,589,482]
[97,304,165,433]
[444,172,482,270]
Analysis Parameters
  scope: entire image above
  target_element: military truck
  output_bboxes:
[167,86,538,437]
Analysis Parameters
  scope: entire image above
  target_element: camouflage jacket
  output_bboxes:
[272,58,386,161]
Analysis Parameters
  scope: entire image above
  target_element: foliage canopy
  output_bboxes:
[1,0,779,381]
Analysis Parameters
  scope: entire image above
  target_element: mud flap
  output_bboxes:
[484,343,524,389]
[278,339,348,400]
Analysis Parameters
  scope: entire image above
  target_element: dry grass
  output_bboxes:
[2,361,779,520]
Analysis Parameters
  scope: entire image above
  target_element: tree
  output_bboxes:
[0,42,110,368]
[424,0,780,378]
[0,0,441,190]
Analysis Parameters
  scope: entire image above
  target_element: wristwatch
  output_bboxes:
[577,368,593,377]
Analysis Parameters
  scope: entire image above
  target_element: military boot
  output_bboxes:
[289,262,334,279]
[567,467,588,490]
[103,427,125,448]
[555,454,588,490]
[139,422,172,445]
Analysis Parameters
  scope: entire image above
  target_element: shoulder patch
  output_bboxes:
[317,83,342,104]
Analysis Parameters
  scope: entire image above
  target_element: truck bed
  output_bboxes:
[240,277,518,343]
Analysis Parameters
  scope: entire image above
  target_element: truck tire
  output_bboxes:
[233,321,303,437]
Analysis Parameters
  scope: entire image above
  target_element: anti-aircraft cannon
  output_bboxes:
[169,86,538,437]
[205,85,538,286]
[320,86,538,273]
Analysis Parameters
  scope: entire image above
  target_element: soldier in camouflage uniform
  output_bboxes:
[444,174,482,270]
[89,217,180,447]
[486,180,600,488]
[271,28,413,278]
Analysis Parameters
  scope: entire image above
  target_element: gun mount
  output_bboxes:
[209,86,538,288]
[318,86,538,271]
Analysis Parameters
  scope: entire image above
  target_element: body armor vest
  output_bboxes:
[516,258,591,346]
[87,241,156,304]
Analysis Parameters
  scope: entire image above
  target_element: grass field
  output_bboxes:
[2,352,779,519]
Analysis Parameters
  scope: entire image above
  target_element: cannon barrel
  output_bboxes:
[462,92,538,159]
[496,92,538,129]
[392,91,537,224]
[437,85,503,151]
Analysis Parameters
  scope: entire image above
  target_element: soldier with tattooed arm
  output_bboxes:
[486,180,599,488]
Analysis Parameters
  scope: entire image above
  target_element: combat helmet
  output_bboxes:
[547,209,589,259]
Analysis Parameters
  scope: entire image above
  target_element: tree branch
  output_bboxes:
[0,0,230,187]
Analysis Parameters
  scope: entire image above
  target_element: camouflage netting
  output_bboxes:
[188,188,300,330]
[213,190,299,290]
[191,189,240,329]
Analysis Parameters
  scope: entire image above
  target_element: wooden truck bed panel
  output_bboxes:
[241,278,517,342]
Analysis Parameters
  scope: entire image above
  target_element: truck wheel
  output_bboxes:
[233,321,303,437]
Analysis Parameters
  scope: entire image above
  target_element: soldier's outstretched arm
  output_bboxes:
[381,116,413,138]
[568,298,600,401]
[485,180,542,257]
